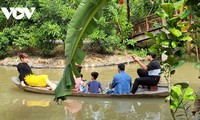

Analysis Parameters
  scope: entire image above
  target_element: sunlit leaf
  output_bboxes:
[171,90,181,102]
[174,0,185,10]
[170,105,176,110]
[171,41,177,48]
[156,11,169,18]
[169,28,182,37]
[172,86,182,95]
[180,36,192,41]
[161,3,175,18]
[183,87,196,101]
[161,41,170,46]
[187,96,196,101]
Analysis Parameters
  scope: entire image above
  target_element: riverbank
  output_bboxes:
[0,53,144,69]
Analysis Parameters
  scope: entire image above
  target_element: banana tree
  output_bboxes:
[54,0,106,101]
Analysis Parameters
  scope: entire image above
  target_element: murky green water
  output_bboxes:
[0,62,199,120]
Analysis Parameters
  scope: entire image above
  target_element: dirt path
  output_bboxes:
[0,53,143,68]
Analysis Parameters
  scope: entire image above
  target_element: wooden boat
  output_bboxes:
[12,76,169,98]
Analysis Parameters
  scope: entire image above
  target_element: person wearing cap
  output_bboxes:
[107,63,132,94]
[131,52,161,94]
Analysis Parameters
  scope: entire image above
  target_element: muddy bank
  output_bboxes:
[0,53,145,69]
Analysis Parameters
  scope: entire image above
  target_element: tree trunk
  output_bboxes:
[126,0,130,22]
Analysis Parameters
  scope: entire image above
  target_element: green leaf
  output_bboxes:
[154,22,163,28]
[194,62,200,69]
[170,69,175,75]
[180,36,192,41]
[187,96,196,101]
[71,61,81,78]
[183,87,196,101]
[174,0,185,10]
[174,82,189,89]
[160,31,167,40]
[169,28,182,37]
[156,11,169,19]
[161,41,170,46]
[155,36,161,43]
[169,17,180,25]
[171,41,177,48]
[171,86,182,95]
[184,87,194,97]
[145,32,155,40]
[54,64,74,101]
[74,48,86,65]
[161,3,175,18]
[55,0,107,101]
[179,10,190,20]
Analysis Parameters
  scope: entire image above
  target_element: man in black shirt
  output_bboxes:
[131,52,161,94]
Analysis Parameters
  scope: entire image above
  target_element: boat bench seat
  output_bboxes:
[140,85,158,91]
[149,85,158,91]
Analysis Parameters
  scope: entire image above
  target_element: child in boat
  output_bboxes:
[87,72,103,93]
[79,74,87,93]
[72,65,83,93]
[17,53,57,90]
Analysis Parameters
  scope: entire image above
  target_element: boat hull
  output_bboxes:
[12,76,169,98]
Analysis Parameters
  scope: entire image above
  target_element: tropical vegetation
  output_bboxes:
[0,0,159,58]
[0,0,200,119]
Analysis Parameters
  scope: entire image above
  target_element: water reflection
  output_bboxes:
[23,100,50,107]
[64,99,82,120]
[1,62,199,120]
[62,98,170,120]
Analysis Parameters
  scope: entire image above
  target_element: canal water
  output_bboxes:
[0,62,199,120]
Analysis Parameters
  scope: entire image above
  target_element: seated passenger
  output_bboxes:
[107,64,132,94]
[131,52,161,94]
[17,53,57,90]
[87,72,103,93]
[72,65,83,93]
[79,74,87,93]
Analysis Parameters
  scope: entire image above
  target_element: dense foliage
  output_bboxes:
[145,0,199,119]
[88,0,134,54]
[0,0,159,58]
[0,0,81,58]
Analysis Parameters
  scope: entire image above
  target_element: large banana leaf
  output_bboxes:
[54,0,106,101]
